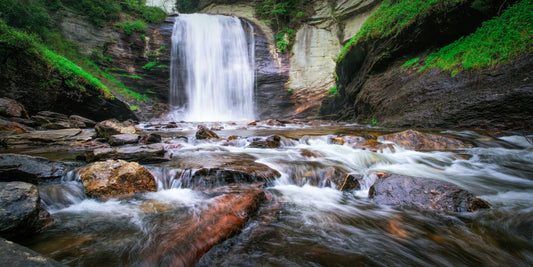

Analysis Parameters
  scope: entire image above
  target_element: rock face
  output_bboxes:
[0,238,65,267]
[0,182,53,240]
[78,160,157,199]
[380,130,473,151]
[369,174,490,212]
[0,154,71,184]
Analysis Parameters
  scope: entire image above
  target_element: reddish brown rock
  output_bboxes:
[78,160,156,199]
[0,118,30,134]
[300,149,323,158]
[248,135,281,148]
[142,187,265,266]
[195,125,219,140]
[330,137,346,145]
[353,139,395,152]
[380,130,473,151]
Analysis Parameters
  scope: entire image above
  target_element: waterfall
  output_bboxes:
[169,14,256,122]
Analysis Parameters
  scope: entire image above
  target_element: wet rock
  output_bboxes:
[78,159,157,199]
[141,187,265,266]
[0,238,65,266]
[0,118,31,133]
[140,133,162,145]
[0,182,54,240]
[330,136,346,145]
[0,98,30,119]
[195,125,219,140]
[3,129,93,147]
[248,135,281,148]
[69,115,96,128]
[186,162,280,189]
[337,173,362,191]
[353,139,395,153]
[0,154,71,184]
[78,144,168,164]
[32,111,77,129]
[380,130,473,151]
[283,163,348,188]
[71,140,110,150]
[108,134,140,146]
[95,119,136,139]
[369,174,490,212]
[263,119,285,126]
[300,149,323,158]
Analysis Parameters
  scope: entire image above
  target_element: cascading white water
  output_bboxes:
[169,14,256,122]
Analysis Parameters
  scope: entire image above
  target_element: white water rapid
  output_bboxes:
[169,14,256,122]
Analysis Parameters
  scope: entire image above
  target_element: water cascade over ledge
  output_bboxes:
[169,14,256,122]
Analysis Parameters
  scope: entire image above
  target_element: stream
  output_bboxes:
[21,121,533,266]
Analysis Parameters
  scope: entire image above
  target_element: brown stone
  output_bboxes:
[78,160,157,199]
[380,130,473,151]
[337,173,362,191]
[330,137,346,145]
[195,125,219,140]
[248,135,281,148]
[95,119,136,139]
[353,139,395,152]
[0,98,29,119]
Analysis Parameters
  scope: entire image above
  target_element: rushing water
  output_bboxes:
[24,122,533,266]
[169,14,256,122]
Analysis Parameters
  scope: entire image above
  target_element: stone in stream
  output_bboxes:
[95,119,137,139]
[77,144,168,164]
[380,129,473,151]
[108,134,140,146]
[369,174,490,212]
[0,154,71,184]
[141,186,265,266]
[195,125,219,140]
[248,135,281,148]
[0,238,65,267]
[337,173,363,191]
[353,139,395,153]
[0,182,54,241]
[78,159,157,199]
[140,133,162,145]
[187,162,281,189]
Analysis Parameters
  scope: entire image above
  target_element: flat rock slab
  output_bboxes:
[79,144,168,164]
[369,174,490,212]
[4,129,93,147]
[0,238,65,267]
[0,154,71,184]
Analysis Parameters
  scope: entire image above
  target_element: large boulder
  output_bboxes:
[95,119,137,139]
[0,182,53,240]
[78,159,157,199]
[0,154,71,184]
[0,238,65,266]
[369,174,490,212]
[380,130,473,151]
[0,98,29,119]
[187,162,281,189]
[4,129,94,147]
[78,144,168,164]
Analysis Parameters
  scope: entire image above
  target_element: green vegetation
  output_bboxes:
[328,86,338,94]
[337,0,468,62]
[116,20,146,35]
[117,74,143,80]
[143,61,157,70]
[423,0,533,73]
[401,57,420,68]
[175,0,199,13]
[254,0,310,53]
[157,64,169,69]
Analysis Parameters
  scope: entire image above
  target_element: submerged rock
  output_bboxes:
[380,130,473,151]
[369,174,490,212]
[141,186,265,266]
[0,154,71,184]
[0,182,53,241]
[95,119,137,139]
[337,173,362,191]
[78,144,167,164]
[195,125,219,140]
[78,159,157,199]
[353,139,395,153]
[0,238,65,266]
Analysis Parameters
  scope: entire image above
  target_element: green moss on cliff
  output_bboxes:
[337,0,468,62]
[423,0,533,72]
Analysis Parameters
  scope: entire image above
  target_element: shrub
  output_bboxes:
[117,20,146,35]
